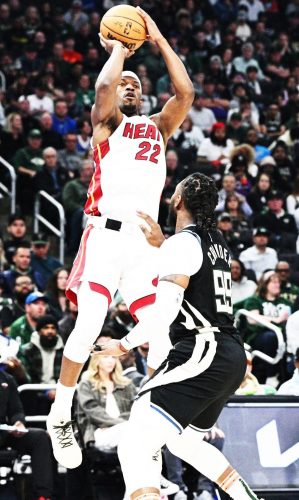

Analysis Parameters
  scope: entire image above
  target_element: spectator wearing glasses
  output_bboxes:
[275,261,299,306]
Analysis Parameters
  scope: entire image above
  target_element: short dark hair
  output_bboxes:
[181,173,218,230]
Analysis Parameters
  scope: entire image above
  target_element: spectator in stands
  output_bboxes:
[226,111,249,144]
[120,350,145,389]
[247,172,272,214]
[277,347,299,395]
[235,350,276,396]
[106,297,134,341]
[76,118,92,157]
[239,227,278,280]
[27,82,54,116]
[232,41,264,80]
[64,0,89,32]
[31,233,62,286]
[188,92,216,134]
[245,127,271,162]
[19,314,64,415]
[197,122,234,180]
[140,76,158,116]
[39,112,64,150]
[216,173,252,216]
[0,275,34,334]
[231,258,257,310]
[271,141,296,193]
[199,77,230,121]
[62,158,93,254]
[58,132,82,177]
[75,73,95,111]
[58,300,78,345]
[224,194,252,232]
[172,115,204,165]
[260,102,285,144]
[0,112,25,162]
[0,369,54,500]
[275,261,299,306]
[52,99,77,137]
[3,213,29,265]
[264,45,290,91]
[217,212,245,257]
[13,128,44,214]
[9,291,48,345]
[243,270,291,384]
[45,267,69,321]
[235,10,252,42]
[254,190,298,252]
[76,351,136,450]
[0,245,45,296]
[17,44,42,77]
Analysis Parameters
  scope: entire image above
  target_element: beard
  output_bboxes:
[167,199,177,229]
[40,335,58,350]
[119,102,138,116]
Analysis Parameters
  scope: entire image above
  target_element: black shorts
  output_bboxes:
[139,332,246,430]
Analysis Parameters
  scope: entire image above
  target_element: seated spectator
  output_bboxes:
[0,112,25,163]
[188,92,216,135]
[0,275,34,334]
[106,297,134,340]
[9,291,48,345]
[231,258,257,310]
[76,351,136,450]
[120,350,145,389]
[76,118,91,158]
[226,111,249,145]
[228,84,260,130]
[13,128,44,215]
[271,141,296,194]
[3,213,29,265]
[239,227,278,280]
[64,0,88,32]
[0,245,45,296]
[260,102,286,144]
[264,44,290,92]
[58,133,82,177]
[217,213,243,257]
[75,73,95,111]
[228,144,257,190]
[232,41,264,80]
[52,98,77,137]
[62,159,94,254]
[243,270,291,384]
[235,10,251,42]
[19,314,64,414]
[216,173,252,217]
[30,233,62,286]
[197,122,234,180]
[223,194,252,232]
[277,347,299,395]
[275,261,299,306]
[198,77,230,121]
[0,369,54,500]
[58,299,78,345]
[245,127,271,163]
[45,267,69,321]
[285,311,299,363]
[27,82,54,116]
[235,351,276,395]
[0,331,27,384]
[38,112,64,150]
[247,172,272,214]
[254,190,298,252]
[286,175,299,230]
[172,115,204,165]
[140,76,158,116]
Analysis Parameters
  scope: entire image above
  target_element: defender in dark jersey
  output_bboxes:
[95,173,263,500]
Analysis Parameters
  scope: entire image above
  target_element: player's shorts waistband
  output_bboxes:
[87,215,141,234]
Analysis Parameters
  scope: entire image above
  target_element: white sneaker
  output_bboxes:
[160,475,180,496]
[194,491,214,500]
[46,409,82,469]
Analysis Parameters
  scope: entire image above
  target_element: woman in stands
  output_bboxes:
[243,270,292,385]
[45,267,69,320]
[247,172,272,214]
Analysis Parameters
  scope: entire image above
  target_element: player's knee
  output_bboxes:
[131,487,160,500]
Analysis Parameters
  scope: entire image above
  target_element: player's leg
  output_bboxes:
[118,392,182,499]
[47,280,113,468]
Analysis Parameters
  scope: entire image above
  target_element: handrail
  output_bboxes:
[0,156,16,213]
[34,190,65,263]
[234,308,286,365]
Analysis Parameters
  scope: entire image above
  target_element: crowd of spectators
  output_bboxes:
[1,1,299,499]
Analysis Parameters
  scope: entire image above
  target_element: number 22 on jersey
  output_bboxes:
[135,141,161,164]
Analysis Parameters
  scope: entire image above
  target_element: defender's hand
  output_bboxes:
[136,7,164,44]
[90,339,128,357]
[137,211,165,248]
[99,33,135,58]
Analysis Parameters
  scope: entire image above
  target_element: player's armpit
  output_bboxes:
[160,274,189,289]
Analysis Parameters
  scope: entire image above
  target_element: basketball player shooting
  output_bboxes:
[95,173,264,500]
[46,6,194,469]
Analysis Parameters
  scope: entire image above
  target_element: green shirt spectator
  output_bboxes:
[9,292,48,345]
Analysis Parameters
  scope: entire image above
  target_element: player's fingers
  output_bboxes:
[136,6,147,17]
[140,225,151,237]
[137,210,155,226]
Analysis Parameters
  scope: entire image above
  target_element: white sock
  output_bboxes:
[52,381,76,420]
[225,475,260,500]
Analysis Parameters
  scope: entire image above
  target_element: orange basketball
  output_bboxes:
[100,5,147,51]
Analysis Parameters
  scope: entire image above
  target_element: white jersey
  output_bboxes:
[85,114,166,223]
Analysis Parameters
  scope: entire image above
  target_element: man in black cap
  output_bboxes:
[31,232,62,284]
[239,227,278,280]
[254,190,297,252]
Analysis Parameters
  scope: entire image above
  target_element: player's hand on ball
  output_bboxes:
[137,211,165,248]
[90,339,128,357]
[136,7,163,44]
[99,33,135,58]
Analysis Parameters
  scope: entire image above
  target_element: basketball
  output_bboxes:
[100,5,147,51]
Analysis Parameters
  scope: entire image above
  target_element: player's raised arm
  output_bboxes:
[91,35,134,128]
[137,7,194,143]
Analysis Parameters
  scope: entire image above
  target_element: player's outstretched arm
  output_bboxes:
[91,35,134,127]
[136,7,194,142]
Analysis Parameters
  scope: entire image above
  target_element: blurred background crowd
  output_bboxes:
[0,1,299,499]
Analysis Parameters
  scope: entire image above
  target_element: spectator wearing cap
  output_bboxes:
[277,348,299,395]
[9,292,48,346]
[197,122,234,179]
[239,227,278,280]
[254,190,298,252]
[217,212,243,257]
[64,0,88,33]
[232,42,264,80]
[31,233,62,285]
[13,128,44,215]
[0,245,45,296]
[275,261,299,306]
[3,214,29,265]
[226,112,249,144]
[271,141,296,193]
[188,92,216,134]
[27,83,54,116]
[52,99,77,137]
